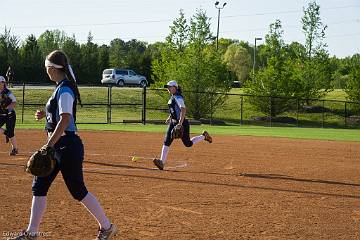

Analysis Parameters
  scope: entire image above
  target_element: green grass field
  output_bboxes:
[324,89,348,101]
[11,86,359,141]
[17,123,360,142]
[10,86,359,129]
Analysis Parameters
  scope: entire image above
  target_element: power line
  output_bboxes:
[222,5,360,19]
[219,19,359,34]
[5,5,360,29]
[79,31,360,44]
[3,17,359,43]
[8,19,173,29]
[327,32,360,38]
[57,19,360,43]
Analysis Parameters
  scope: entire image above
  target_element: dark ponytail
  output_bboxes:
[64,64,82,107]
[46,50,82,107]
[176,85,183,95]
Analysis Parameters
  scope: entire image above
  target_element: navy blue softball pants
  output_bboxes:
[32,134,88,201]
[0,111,16,138]
[164,119,193,147]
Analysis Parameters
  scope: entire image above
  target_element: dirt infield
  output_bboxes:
[1,129,360,240]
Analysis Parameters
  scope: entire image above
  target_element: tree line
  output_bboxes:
[0,1,359,119]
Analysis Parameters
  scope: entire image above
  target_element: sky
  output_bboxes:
[1,0,359,58]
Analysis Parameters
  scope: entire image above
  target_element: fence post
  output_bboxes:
[210,92,213,126]
[269,96,272,127]
[21,82,25,123]
[240,95,243,125]
[322,100,325,128]
[142,87,146,125]
[344,102,347,127]
[296,98,299,127]
[107,86,112,124]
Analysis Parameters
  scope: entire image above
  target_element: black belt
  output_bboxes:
[47,131,77,137]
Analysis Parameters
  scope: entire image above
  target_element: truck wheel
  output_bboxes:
[117,80,125,86]
[140,80,147,88]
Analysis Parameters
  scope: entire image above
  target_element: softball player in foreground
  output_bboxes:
[8,50,117,240]
[0,76,18,155]
[153,80,212,170]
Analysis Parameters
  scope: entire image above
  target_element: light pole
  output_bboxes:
[253,37,262,74]
[215,1,227,50]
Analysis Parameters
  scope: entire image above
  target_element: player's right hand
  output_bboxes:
[35,110,45,121]
[165,117,171,124]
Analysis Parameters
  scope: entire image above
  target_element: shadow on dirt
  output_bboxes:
[82,160,360,200]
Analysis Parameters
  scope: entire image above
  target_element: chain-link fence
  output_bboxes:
[9,83,360,128]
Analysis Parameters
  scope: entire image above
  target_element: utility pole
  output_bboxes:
[253,37,262,74]
[215,1,227,50]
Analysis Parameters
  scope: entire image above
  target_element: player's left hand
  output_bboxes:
[171,124,184,139]
[25,145,56,177]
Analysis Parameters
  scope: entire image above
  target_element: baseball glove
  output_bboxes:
[0,95,12,111]
[25,145,56,177]
[171,124,183,139]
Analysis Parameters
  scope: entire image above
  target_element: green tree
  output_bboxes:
[125,39,148,75]
[245,20,294,117]
[152,9,231,119]
[109,38,127,68]
[223,43,252,83]
[79,32,99,84]
[345,54,360,103]
[217,38,238,54]
[302,1,327,59]
[180,45,230,119]
[19,34,44,83]
[0,28,21,81]
[61,35,81,81]
[299,1,332,100]
[331,56,353,89]
[38,30,66,57]
[97,44,109,76]
[286,41,306,60]
[166,9,189,52]
[151,10,190,85]
[147,42,166,83]
[249,1,333,116]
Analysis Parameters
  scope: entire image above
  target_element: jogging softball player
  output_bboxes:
[8,50,117,240]
[0,76,18,156]
[153,80,212,170]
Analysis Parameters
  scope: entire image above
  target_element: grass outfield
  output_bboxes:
[11,86,359,130]
[17,123,360,142]
[12,86,357,128]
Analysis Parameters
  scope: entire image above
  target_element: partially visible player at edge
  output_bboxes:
[0,76,18,155]
[153,80,212,170]
[8,50,117,240]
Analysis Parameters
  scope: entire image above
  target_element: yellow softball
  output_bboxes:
[131,156,139,162]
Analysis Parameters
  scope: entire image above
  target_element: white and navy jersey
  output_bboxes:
[45,79,77,132]
[168,94,186,120]
[0,88,16,112]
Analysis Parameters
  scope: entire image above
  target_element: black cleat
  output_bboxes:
[153,158,164,170]
[9,148,18,156]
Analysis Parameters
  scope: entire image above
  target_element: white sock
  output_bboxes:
[10,137,17,149]
[27,196,47,234]
[160,145,169,163]
[81,192,111,230]
[191,135,205,145]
